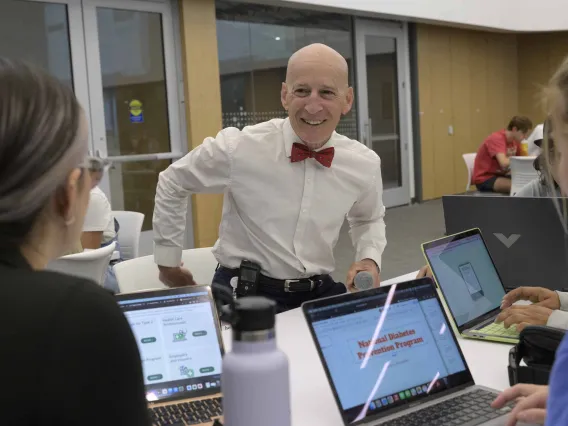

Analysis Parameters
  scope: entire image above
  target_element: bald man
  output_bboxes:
[153,43,386,312]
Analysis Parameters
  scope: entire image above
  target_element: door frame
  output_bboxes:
[354,18,413,208]
[81,0,191,251]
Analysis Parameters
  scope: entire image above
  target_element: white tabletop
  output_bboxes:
[221,271,514,426]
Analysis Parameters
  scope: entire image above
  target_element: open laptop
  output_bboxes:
[302,278,530,426]
[443,194,568,291]
[422,228,518,344]
[116,286,224,426]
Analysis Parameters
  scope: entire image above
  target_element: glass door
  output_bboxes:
[83,0,185,248]
[354,19,411,207]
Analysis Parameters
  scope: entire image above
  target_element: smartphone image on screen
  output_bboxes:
[458,262,484,300]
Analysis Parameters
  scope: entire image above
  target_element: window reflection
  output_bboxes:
[216,1,357,140]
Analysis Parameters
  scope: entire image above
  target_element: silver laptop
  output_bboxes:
[302,278,534,426]
[116,286,224,426]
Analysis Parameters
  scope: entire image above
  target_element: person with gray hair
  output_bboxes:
[0,59,149,425]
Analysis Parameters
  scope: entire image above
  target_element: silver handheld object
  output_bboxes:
[354,271,374,290]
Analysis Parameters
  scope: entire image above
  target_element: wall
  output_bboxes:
[179,0,224,248]
[518,32,568,124]
[417,24,518,200]
[268,0,568,32]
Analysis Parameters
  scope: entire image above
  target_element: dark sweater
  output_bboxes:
[0,248,149,425]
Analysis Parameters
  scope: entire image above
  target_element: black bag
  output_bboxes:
[508,325,566,386]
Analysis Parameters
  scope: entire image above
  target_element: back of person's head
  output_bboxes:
[533,117,557,187]
[506,116,533,133]
[0,58,92,260]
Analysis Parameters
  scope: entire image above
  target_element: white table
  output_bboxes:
[221,271,514,426]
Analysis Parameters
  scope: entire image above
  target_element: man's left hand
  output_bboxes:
[346,259,380,292]
[495,305,554,332]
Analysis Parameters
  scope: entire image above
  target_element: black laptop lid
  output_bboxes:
[443,195,568,291]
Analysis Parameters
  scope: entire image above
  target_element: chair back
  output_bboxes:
[46,242,116,286]
[112,211,144,260]
[510,156,539,196]
[462,153,476,191]
[115,247,217,294]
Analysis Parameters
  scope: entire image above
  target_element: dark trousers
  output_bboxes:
[212,266,347,313]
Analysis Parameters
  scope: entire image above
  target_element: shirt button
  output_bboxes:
[307,178,311,182]
[302,209,306,213]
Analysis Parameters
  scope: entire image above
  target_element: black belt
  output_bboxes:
[219,266,325,293]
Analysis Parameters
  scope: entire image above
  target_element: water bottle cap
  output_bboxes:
[233,296,276,331]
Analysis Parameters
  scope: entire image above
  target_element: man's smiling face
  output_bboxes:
[281,44,353,150]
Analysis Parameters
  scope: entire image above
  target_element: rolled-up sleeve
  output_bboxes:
[346,158,387,270]
[153,128,236,267]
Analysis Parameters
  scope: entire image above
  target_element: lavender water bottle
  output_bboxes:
[221,297,291,426]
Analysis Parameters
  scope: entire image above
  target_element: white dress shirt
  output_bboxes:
[154,118,386,280]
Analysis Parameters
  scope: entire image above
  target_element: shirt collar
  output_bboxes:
[283,117,336,157]
[0,246,32,270]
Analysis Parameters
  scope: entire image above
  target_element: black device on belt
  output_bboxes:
[237,260,261,297]
[233,261,320,296]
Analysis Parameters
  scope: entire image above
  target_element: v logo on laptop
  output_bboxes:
[494,233,521,248]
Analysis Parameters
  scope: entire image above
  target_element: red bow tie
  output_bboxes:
[290,143,335,168]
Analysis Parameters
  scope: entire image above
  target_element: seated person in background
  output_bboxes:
[82,171,116,250]
[526,123,544,156]
[472,115,533,194]
[516,117,563,197]
[82,168,120,293]
[0,58,148,425]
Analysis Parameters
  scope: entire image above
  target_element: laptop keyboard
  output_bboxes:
[476,321,519,338]
[149,397,222,425]
[381,389,512,426]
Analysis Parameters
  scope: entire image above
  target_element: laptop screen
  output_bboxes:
[303,279,472,424]
[423,230,506,328]
[117,287,223,402]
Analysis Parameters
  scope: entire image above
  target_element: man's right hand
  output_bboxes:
[158,263,197,287]
[501,286,560,310]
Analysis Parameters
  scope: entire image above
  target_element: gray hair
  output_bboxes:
[0,58,86,244]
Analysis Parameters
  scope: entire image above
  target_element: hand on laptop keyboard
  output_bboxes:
[149,397,222,425]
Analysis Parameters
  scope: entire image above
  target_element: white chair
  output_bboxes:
[510,156,538,196]
[112,210,144,260]
[115,247,217,294]
[46,242,116,286]
[462,153,476,191]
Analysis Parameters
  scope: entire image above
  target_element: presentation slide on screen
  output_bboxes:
[124,303,222,385]
[313,298,465,410]
[427,237,505,326]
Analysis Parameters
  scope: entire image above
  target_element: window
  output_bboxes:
[0,1,73,88]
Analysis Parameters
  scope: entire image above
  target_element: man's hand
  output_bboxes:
[158,262,197,287]
[416,265,433,279]
[496,305,553,331]
[491,384,548,426]
[501,286,560,310]
[346,259,380,292]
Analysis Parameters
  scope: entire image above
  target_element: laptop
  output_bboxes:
[443,195,568,291]
[302,278,530,425]
[116,286,224,426]
[422,228,518,344]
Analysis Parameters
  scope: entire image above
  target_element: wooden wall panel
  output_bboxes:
[450,31,471,194]
[417,24,518,200]
[518,32,568,125]
[179,0,224,248]
[416,26,436,199]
